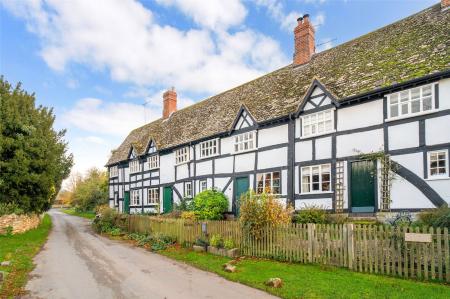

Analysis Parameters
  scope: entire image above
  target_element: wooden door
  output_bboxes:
[350,160,376,213]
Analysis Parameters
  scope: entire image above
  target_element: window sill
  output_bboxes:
[425,176,449,181]
[232,148,257,155]
[198,154,220,160]
[300,191,334,195]
[175,161,191,166]
[385,109,438,122]
[300,130,336,140]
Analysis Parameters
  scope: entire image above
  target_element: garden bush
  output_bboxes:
[239,191,293,238]
[194,237,209,248]
[192,189,228,220]
[293,204,327,224]
[180,211,197,221]
[416,204,450,228]
[92,207,121,233]
[209,234,224,248]
[224,239,235,250]
[0,202,24,216]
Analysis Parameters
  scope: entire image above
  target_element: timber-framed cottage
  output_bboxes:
[106,2,450,218]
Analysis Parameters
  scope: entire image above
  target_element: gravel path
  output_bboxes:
[24,210,277,299]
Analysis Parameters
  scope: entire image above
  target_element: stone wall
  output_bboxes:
[0,214,41,234]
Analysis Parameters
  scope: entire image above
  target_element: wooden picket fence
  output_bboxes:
[125,215,450,283]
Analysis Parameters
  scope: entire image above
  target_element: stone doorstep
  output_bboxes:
[207,246,240,258]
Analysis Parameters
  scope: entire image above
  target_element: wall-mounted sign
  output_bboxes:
[405,233,432,243]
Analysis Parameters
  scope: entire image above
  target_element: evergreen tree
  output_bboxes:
[0,77,73,213]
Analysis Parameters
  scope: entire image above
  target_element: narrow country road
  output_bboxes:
[25,210,277,299]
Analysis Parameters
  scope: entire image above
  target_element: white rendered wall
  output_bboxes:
[258,124,288,147]
[337,129,384,158]
[388,122,419,150]
[391,152,423,178]
[176,164,189,180]
[425,115,450,145]
[215,156,233,174]
[315,137,332,160]
[221,136,234,155]
[295,198,332,210]
[337,100,383,131]
[295,140,312,162]
[257,147,287,169]
[427,179,450,205]
[196,160,213,176]
[282,169,288,196]
[438,78,450,110]
[214,177,233,211]
[391,178,435,209]
[234,152,255,172]
[159,153,175,183]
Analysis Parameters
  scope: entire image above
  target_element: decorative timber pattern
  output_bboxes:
[126,216,450,283]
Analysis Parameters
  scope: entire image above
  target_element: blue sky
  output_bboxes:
[0,0,437,177]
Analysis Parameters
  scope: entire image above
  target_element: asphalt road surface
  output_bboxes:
[25,210,277,299]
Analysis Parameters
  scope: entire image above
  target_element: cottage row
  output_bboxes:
[106,3,450,217]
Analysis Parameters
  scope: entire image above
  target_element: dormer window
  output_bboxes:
[233,131,256,153]
[301,109,334,138]
[129,159,140,173]
[109,166,118,177]
[199,139,219,159]
[148,155,159,170]
[175,147,190,165]
[387,84,435,120]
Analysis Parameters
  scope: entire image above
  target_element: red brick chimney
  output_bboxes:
[442,0,450,10]
[162,87,177,119]
[293,14,315,65]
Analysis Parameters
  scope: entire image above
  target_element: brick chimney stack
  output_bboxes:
[163,87,177,119]
[442,0,450,10]
[293,14,315,65]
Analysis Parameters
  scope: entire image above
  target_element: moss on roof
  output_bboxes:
[107,4,449,166]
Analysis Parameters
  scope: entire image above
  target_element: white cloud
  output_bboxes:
[312,12,326,27]
[155,0,247,31]
[252,0,302,32]
[2,0,288,95]
[62,98,152,136]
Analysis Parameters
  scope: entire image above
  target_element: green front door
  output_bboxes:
[351,160,376,213]
[163,186,173,213]
[124,191,130,214]
[234,177,249,216]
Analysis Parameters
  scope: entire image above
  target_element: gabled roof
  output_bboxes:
[107,4,449,166]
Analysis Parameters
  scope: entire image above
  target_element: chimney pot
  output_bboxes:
[162,87,177,119]
[442,0,450,10]
[293,13,315,65]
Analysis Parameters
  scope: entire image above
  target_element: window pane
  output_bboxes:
[422,86,431,97]
[411,99,420,113]
[423,97,432,111]
[390,105,398,117]
[411,88,420,100]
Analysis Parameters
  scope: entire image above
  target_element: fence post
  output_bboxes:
[347,223,355,270]
[308,223,315,263]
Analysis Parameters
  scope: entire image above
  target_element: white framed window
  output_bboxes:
[199,179,207,192]
[199,139,219,159]
[388,84,435,119]
[148,155,159,170]
[129,160,140,173]
[147,188,160,205]
[301,164,331,193]
[428,150,448,178]
[184,181,193,198]
[110,166,118,177]
[301,110,334,138]
[175,147,190,165]
[233,131,256,153]
[256,171,281,194]
[130,190,140,206]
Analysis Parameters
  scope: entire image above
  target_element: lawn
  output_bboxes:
[61,208,96,219]
[160,247,450,299]
[0,214,52,298]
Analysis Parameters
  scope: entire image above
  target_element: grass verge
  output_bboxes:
[61,208,95,219]
[160,247,450,299]
[0,214,52,298]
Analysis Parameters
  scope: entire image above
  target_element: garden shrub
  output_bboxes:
[181,211,197,221]
[239,191,293,238]
[325,213,348,224]
[175,197,194,212]
[416,205,450,228]
[0,202,24,216]
[192,189,228,220]
[92,207,120,233]
[293,204,327,224]
[224,239,235,250]
[209,234,224,248]
[194,237,209,248]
